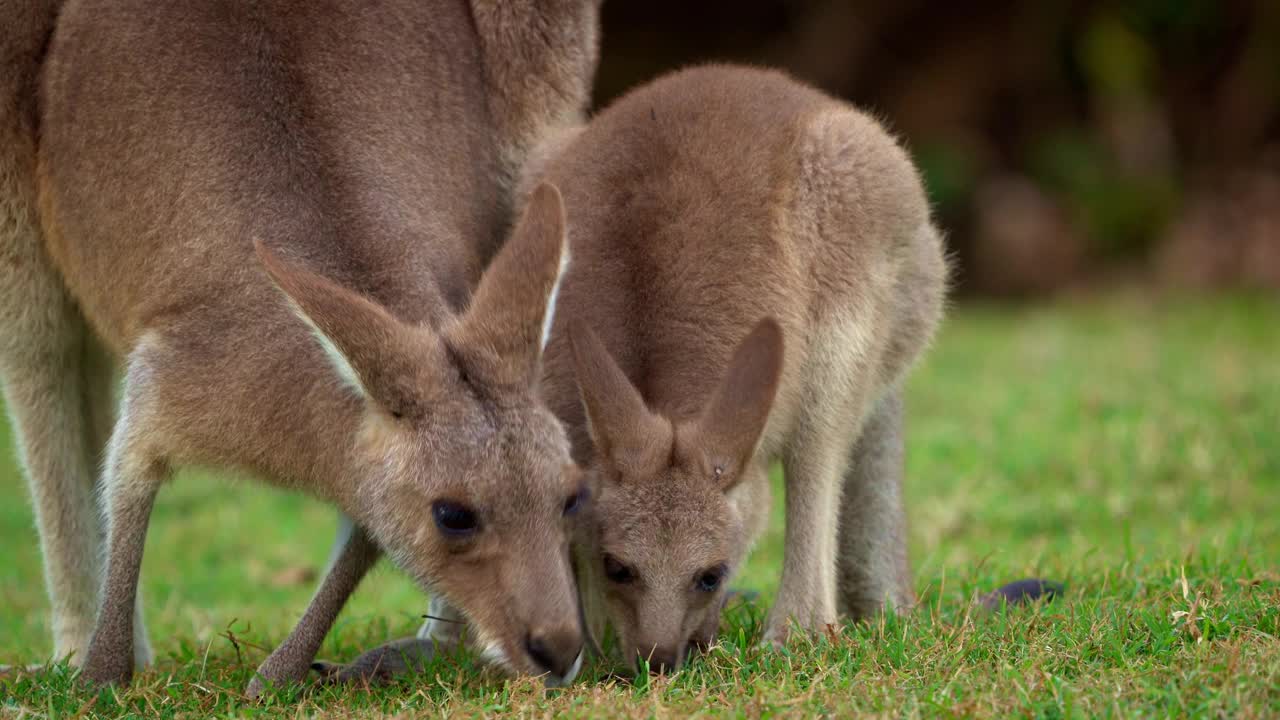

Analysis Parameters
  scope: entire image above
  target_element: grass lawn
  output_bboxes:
[2,293,1278,717]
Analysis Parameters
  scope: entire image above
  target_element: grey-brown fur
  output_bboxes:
[530,65,949,669]
[0,0,150,670]
[313,636,439,686]
[328,64,949,680]
[1,0,599,691]
[836,389,913,618]
[250,521,380,697]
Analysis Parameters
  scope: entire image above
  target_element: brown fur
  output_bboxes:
[0,0,150,670]
[0,0,599,690]
[531,65,949,670]
[328,65,947,681]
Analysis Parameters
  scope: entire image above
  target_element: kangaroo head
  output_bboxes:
[257,184,585,683]
[569,319,784,673]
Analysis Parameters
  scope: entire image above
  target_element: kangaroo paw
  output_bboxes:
[311,637,439,686]
[979,578,1064,611]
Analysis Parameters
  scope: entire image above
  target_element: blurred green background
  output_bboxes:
[596,0,1280,296]
[4,297,1278,671]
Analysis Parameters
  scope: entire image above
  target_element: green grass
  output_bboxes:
[2,293,1278,717]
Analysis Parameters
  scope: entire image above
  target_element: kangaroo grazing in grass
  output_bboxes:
[0,0,600,691]
[317,64,948,679]
[538,65,948,671]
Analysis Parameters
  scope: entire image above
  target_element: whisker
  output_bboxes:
[421,613,465,624]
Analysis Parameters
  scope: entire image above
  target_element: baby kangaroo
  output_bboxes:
[327,64,947,679]
[537,64,949,671]
[1,0,599,691]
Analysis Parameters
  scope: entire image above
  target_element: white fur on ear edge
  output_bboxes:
[285,298,367,397]
[539,237,571,352]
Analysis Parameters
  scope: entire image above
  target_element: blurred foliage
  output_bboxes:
[1028,128,1180,260]
[594,0,1280,294]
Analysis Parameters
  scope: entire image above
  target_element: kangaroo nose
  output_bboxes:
[525,629,583,680]
[643,646,683,674]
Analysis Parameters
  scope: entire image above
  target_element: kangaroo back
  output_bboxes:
[40,1,521,345]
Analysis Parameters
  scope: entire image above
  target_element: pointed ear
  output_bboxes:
[680,318,784,490]
[255,240,442,415]
[449,183,568,387]
[568,320,671,478]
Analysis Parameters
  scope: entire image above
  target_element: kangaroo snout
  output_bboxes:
[525,626,583,681]
[640,645,684,675]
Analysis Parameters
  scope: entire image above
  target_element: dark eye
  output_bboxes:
[696,564,727,593]
[563,485,589,516]
[432,501,479,537]
[603,554,636,584]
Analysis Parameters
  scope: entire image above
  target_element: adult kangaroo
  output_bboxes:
[0,0,600,691]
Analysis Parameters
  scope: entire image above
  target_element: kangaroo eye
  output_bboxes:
[603,554,636,584]
[563,485,589,516]
[432,501,479,537]
[696,564,727,593]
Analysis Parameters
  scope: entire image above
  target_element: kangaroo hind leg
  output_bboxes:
[836,387,915,620]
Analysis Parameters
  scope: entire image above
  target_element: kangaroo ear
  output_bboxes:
[449,183,569,387]
[679,318,784,491]
[255,241,443,416]
[568,321,671,479]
